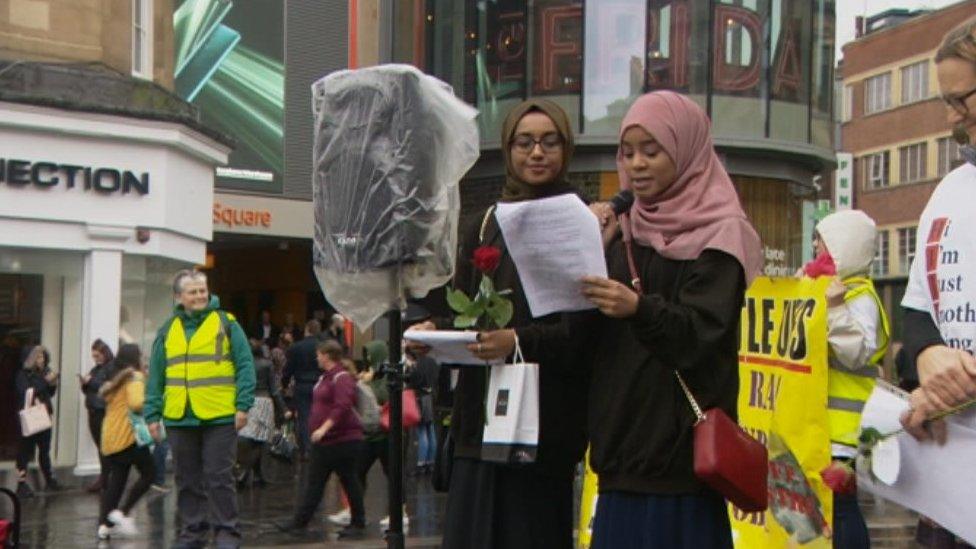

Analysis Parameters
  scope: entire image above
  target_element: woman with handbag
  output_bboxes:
[580,91,762,548]
[409,99,591,549]
[14,345,61,499]
[96,343,156,541]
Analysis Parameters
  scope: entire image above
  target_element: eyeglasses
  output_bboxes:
[942,86,976,115]
[511,134,563,154]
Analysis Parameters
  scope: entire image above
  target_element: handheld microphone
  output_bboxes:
[608,189,635,215]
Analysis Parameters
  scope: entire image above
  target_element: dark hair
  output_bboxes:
[115,344,142,369]
[91,339,114,364]
[316,339,344,361]
[305,319,322,336]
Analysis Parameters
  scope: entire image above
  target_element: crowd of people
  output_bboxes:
[8,14,976,549]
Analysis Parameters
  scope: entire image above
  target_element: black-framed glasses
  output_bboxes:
[511,133,563,154]
[942,86,976,115]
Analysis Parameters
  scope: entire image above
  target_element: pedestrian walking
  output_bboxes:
[284,319,323,459]
[96,343,156,541]
[81,339,114,493]
[278,340,366,539]
[410,99,591,549]
[579,91,762,548]
[15,345,62,498]
[144,269,255,549]
[235,338,289,487]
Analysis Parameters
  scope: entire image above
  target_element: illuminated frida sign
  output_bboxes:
[476,1,808,98]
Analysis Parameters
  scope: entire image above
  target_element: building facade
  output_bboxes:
[840,0,976,340]
[387,0,838,279]
[0,0,230,472]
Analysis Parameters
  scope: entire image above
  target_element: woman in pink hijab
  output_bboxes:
[579,91,762,549]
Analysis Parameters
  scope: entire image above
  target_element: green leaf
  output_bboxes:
[447,289,473,314]
[463,300,485,319]
[858,427,883,446]
[454,315,478,328]
[486,297,513,328]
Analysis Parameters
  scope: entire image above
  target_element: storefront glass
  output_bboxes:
[0,248,84,463]
[121,256,192,355]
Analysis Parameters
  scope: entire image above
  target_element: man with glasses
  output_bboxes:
[901,17,976,548]
[144,270,255,549]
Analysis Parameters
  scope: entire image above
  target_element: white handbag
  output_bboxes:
[19,387,53,436]
[481,338,540,464]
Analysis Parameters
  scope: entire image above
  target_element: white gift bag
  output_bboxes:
[19,388,52,436]
[481,340,539,464]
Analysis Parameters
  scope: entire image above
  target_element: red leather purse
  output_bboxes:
[380,389,422,431]
[622,224,768,512]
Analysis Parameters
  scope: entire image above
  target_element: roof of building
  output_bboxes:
[0,60,234,148]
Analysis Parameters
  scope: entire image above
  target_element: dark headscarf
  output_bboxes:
[500,99,576,202]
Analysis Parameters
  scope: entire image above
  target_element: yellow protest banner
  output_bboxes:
[731,276,833,548]
[578,450,599,549]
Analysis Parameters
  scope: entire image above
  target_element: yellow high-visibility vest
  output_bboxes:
[827,276,890,448]
[163,311,237,421]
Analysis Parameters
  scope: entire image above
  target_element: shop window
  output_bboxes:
[132,0,153,79]
[938,136,962,177]
[864,72,891,114]
[872,230,890,277]
[900,60,929,105]
[864,151,890,188]
[583,0,647,134]
[531,0,583,132]
[898,142,927,184]
[897,226,917,275]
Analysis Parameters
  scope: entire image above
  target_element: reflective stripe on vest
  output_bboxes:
[163,311,237,421]
[827,276,890,447]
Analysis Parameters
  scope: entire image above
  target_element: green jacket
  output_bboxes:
[144,295,256,427]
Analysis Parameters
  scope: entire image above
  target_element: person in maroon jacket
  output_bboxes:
[277,340,366,539]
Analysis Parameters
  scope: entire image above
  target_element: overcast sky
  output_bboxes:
[836,0,964,61]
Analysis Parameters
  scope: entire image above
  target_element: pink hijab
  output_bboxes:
[618,91,763,284]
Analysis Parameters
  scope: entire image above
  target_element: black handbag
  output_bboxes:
[268,421,297,463]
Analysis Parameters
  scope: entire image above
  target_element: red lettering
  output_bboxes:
[713,5,761,92]
[773,22,802,97]
[536,5,582,93]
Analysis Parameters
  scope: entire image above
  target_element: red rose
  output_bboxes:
[472,246,501,274]
[820,460,856,495]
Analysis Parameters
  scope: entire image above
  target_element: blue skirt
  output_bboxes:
[592,491,733,549]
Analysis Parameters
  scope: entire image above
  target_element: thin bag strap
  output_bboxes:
[621,218,704,424]
[511,334,525,365]
[479,205,497,244]
[23,387,34,410]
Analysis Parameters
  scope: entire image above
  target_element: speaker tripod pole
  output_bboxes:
[384,304,406,549]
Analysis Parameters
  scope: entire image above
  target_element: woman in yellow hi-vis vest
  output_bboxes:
[143,270,255,549]
[800,210,890,549]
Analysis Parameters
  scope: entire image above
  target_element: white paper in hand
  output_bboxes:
[494,194,608,317]
[402,329,497,366]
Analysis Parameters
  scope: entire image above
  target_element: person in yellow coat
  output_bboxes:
[800,210,890,549]
[144,269,255,549]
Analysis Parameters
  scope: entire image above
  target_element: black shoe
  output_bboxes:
[275,518,308,533]
[45,478,63,491]
[337,525,366,539]
[16,481,34,499]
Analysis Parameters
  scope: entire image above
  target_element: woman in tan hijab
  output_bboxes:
[412,100,590,549]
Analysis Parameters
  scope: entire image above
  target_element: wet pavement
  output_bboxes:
[1,454,447,548]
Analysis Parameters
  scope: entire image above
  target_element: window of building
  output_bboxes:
[842,84,853,122]
[899,142,927,183]
[872,230,890,277]
[865,151,890,188]
[897,226,917,275]
[900,60,929,104]
[864,72,891,114]
[132,0,153,79]
[938,136,962,177]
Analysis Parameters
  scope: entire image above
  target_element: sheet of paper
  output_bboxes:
[494,194,608,317]
[402,329,495,366]
[857,381,976,545]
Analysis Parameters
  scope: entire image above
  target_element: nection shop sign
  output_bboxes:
[0,158,150,195]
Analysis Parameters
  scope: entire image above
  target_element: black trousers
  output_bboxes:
[16,429,53,481]
[358,438,389,490]
[295,441,365,527]
[88,408,109,480]
[99,444,155,526]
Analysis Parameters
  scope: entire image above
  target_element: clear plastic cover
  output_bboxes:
[311,64,479,327]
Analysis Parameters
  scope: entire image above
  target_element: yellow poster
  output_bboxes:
[731,277,833,548]
[578,450,599,549]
